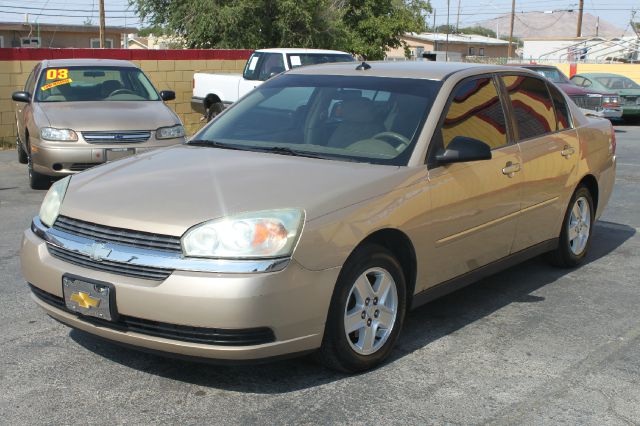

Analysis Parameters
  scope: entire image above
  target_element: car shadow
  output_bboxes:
[70,221,636,393]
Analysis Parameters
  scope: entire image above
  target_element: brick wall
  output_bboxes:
[0,48,252,147]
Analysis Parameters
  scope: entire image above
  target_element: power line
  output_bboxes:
[0,4,132,13]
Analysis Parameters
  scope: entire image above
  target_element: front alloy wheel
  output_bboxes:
[318,244,406,373]
[344,267,398,356]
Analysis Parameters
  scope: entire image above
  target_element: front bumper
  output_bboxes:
[21,224,339,361]
[601,108,623,119]
[31,137,185,176]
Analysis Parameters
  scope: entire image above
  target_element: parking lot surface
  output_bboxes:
[1,125,639,425]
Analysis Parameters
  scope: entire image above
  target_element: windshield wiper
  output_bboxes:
[247,146,328,159]
[186,139,247,151]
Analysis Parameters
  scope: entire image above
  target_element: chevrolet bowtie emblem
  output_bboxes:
[86,242,111,262]
[70,291,101,309]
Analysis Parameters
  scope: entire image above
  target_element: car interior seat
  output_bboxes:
[100,80,124,98]
[327,98,385,148]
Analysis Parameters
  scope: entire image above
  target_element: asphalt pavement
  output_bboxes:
[1,126,639,425]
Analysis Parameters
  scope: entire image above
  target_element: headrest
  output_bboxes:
[341,98,376,123]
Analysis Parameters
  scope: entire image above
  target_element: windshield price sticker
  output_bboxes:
[248,56,259,71]
[45,69,69,80]
[290,56,302,67]
[41,78,73,91]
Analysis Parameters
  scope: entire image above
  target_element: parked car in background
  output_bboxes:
[516,65,622,119]
[571,73,640,121]
[13,59,185,189]
[22,62,616,373]
[192,48,355,121]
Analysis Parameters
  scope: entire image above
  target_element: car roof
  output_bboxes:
[39,58,137,68]
[574,72,627,78]
[286,60,537,81]
[510,64,558,69]
[256,48,352,55]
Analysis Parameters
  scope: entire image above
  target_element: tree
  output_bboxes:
[458,25,496,38]
[132,0,431,59]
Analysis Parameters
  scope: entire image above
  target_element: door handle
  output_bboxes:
[502,161,521,177]
[561,146,575,158]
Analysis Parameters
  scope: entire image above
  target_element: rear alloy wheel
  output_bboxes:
[26,140,50,190]
[549,186,594,267]
[318,245,406,373]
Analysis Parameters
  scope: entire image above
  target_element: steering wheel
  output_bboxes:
[108,89,137,97]
[371,132,411,151]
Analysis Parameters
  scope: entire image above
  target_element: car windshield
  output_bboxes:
[35,66,160,102]
[594,76,640,90]
[528,67,570,84]
[286,53,354,68]
[194,74,440,166]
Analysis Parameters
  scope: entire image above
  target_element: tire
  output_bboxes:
[548,185,594,268]
[317,244,407,373]
[17,138,28,164]
[204,101,224,122]
[26,139,50,190]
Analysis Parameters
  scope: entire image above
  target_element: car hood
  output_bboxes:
[36,101,179,131]
[59,145,413,236]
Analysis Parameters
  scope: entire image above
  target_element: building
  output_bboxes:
[522,37,640,63]
[386,33,513,61]
[0,22,137,49]
[126,34,185,50]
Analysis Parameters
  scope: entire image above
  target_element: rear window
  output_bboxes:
[35,66,159,102]
[286,53,354,68]
[502,75,556,141]
[594,76,640,90]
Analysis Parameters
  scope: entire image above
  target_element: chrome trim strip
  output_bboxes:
[32,217,289,274]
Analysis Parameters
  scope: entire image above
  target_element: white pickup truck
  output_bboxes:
[192,48,354,120]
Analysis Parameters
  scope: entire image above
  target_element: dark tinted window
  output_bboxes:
[548,84,571,130]
[442,77,508,150]
[502,76,556,141]
[286,53,354,68]
[242,52,286,81]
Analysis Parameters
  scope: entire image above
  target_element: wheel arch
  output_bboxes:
[578,173,599,212]
[351,228,418,304]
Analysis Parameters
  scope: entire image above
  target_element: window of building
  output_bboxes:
[502,75,557,141]
[468,47,475,56]
[20,37,41,48]
[441,77,508,150]
[479,48,485,56]
[0,36,4,48]
[90,38,114,48]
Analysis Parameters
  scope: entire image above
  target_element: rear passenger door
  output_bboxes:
[500,75,579,252]
[423,75,522,287]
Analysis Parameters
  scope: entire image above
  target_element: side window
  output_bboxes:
[441,77,508,150]
[571,76,584,86]
[502,75,556,141]
[582,78,592,87]
[547,84,572,131]
[258,53,286,81]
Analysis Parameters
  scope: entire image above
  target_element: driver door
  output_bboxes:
[420,75,522,289]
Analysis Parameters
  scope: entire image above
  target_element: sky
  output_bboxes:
[0,0,637,32]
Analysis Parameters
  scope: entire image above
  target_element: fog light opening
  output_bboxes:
[52,163,62,171]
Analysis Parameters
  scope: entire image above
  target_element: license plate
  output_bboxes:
[106,148,135,162]
[63,275,116,321]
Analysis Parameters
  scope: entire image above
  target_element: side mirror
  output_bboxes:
[160,90,175,101]
[435,136,492,164]
[12,91,31,103]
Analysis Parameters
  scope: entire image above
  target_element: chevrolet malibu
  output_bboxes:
[13,59,186,189]
[21,62,616,372]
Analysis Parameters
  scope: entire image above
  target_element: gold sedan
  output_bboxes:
[21,61,616,372]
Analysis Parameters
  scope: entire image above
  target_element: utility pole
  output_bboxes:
[99,0,106,48]
[446,0,450,61]
[433,9,436,32]
[508,0,515,58]
[456,0,462,33]
[576,0,584,37]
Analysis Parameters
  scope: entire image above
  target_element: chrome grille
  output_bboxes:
[569,95,602,110]
[82,131,151,144]
[622,96,639,105]
[53,216,182,253]
[48,245,172,281]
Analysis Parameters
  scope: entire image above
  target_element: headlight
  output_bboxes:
[156,125,185,140]
[182,209,304,258]
[40,127,78,141]
[39,176,71,227]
